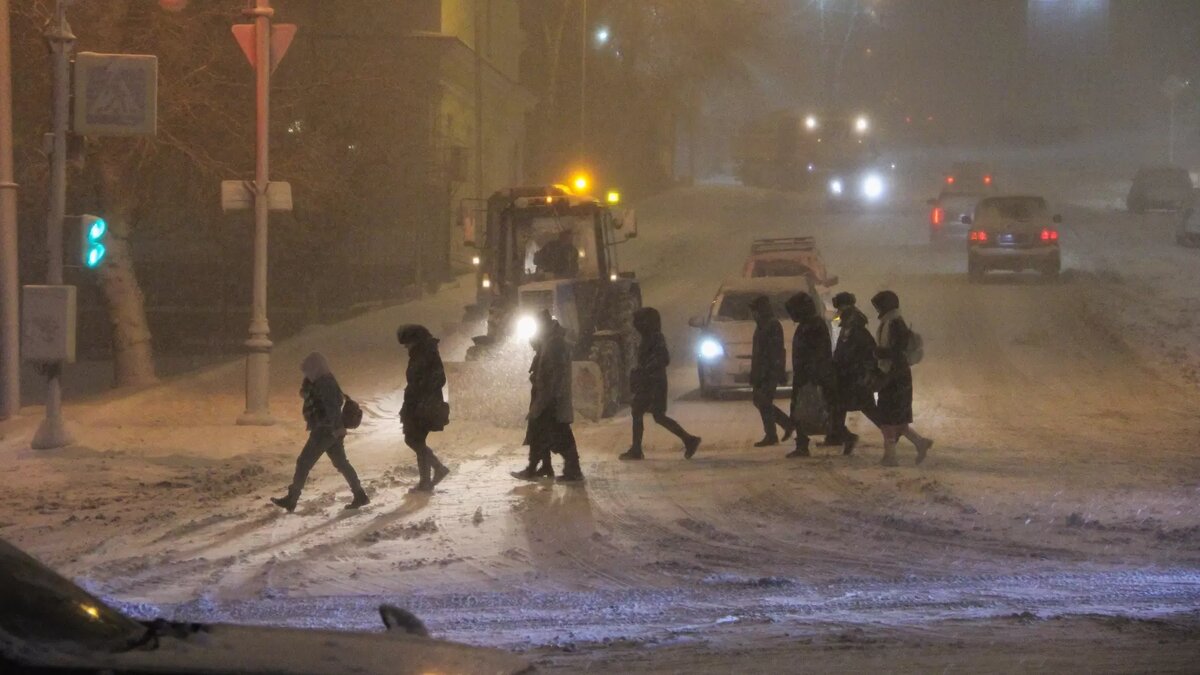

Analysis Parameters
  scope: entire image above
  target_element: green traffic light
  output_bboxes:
[87,218,107,242]
[85,244,106,269]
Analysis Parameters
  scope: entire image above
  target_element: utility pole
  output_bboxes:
[32,0,75,448]
[237,0,275,426]
[579,0,587,158]
[0,0,20,421]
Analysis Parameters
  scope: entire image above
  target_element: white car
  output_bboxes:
[688,277,823,398]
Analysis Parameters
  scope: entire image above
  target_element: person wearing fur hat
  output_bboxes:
[272,352,368,512]
[397,325,451,492]
[870,290,934,466]
[621,307,701,460]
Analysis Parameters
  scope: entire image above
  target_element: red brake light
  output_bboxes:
[946,176,955,185]
[983,175,992,185]
[969,230,987,242]
[1040,228,1058,242]
[931,207,944,226]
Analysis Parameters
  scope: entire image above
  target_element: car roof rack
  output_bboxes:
[751,236,816,253]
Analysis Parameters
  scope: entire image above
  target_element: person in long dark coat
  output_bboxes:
[272,352,368,512]
[784,291,835,458]
[829,292,879,456]
[621,307,701,460]
[870,290,934,466]
[749,296,794,447]
[513,310,584,482]
[397,325,451,492]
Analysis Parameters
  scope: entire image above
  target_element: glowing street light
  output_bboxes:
[595,26,610,46]
[855,115,870,134]
[805,114,818,131]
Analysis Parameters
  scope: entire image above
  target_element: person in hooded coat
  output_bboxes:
[784,291,835,458]
[513,310,584,482]
[272,352,368,512]
[870,290,934,466]
[749,295,794,447]
[397,325,451,492]
[620,307,701,460]
[829,292,879,455]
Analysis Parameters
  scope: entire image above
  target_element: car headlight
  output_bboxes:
[829,178,844,195]
[698,338,724,360]
[515,315,539,341]
[861,173,884,200]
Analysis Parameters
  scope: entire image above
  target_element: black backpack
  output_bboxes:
[341,396,364,430]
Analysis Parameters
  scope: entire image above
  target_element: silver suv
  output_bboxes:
[963,196,1062,280]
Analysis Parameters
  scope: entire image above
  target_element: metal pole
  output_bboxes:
[32,0,74,448]
[579,0,587,157]
[1168,98,1176,164]
[237,0,274,426]
[0,0,21,420]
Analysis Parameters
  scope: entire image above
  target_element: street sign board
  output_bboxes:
[21,285,76,363]
[231,23,297,73]
[73,52,158,137]
[221,180,293,213]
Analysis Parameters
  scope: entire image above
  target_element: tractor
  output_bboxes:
[463,185,641,419]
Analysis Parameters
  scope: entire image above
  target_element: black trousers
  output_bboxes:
[753,384,792,440]
[632,410,691,449]
[289,429,363,497]
[404,426,445,484]
[527,406,580,474]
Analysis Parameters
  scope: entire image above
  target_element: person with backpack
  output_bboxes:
[749,295,794,447]
[829,292,878,456]
[272,352,369,512]
[397,325,451,492]
[784,291,835,458]
[513,310,584,482]
[870,290,934,466]
[620,307,701,460]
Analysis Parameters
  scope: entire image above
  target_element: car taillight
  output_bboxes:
[983,175,992,185]
[968,230,988,243]
[946,176,955,185]
[931,207,944,226]
[1040,228,1059,242]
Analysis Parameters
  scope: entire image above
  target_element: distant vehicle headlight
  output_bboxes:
[516,315,539,341]
[861,173,885,200]
[698,338,724,360]
[829,178,844,195]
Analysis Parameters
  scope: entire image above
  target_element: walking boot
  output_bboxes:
[430,455,451,488]
[842,432,859,456]
[345,490,370,510]
[914,438,933,466]
[782,441,811,456]
[619,447,645,461]
[880,440,900,467]
[754,436,779,448]
[535,462,556,479]
[270,491,298,513]
[683,435,701,459]
[511,465,541,481]
[410,451,433,492]
[557,455,585,483]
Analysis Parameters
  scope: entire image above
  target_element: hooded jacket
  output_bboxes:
[750,296,787,389]
[630,307,670,414]
[398,324,447,431]
[785,292,833,386]
[300,352,344,433]
[529,317,574,424]
[832,305,877,410]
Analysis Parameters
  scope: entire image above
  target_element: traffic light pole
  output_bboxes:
[237,0,274,426]
[0,0,21,421]
[32,0,75,448]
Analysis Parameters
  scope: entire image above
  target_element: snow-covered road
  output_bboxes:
[2,163,1199,671]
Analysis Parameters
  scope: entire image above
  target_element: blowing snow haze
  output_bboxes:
[1,1,1199,673]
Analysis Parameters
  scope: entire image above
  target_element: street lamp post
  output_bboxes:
[237,0,275,426]
[0,0,20,421]
[579,0,587,158]
[32,0,76,449]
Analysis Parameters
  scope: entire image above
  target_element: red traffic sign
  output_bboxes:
[231,23,296,73]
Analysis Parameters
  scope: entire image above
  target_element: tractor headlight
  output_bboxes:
[515,315,539,341]
[861,173,885,200]
[829,178,844,195]
[698,338,724,360]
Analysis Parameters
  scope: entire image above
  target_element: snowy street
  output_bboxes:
[2,163,1199,671]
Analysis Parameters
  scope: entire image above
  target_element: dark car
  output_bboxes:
[1127,166,1194,214]
[0,538,532,674]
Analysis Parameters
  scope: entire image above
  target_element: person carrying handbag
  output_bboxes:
[397,325,452,492]
[785,292,835,458]
[869,291,934,466]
